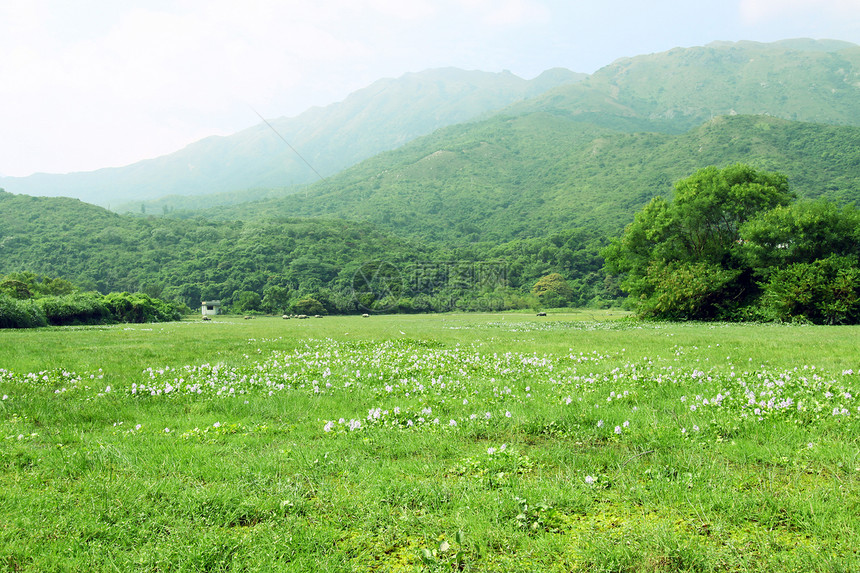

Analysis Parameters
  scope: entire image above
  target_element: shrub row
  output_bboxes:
[0,292,181,329]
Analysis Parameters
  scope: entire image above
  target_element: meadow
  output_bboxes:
[1,311,858,572]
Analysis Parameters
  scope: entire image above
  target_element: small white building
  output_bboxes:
[201,300,222,317]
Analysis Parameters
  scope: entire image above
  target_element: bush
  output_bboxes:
[38,293,111,326]
[292,297,326,316]
[0,295,47,328]
[639,261,742,320]
[760,256,860,324]
[103,292,181,323]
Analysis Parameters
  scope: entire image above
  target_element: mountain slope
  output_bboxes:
[4,39,859,212]
[514,39,860,131]
[204,114,860,243]
[0,68,584,207]
[125,38,860,221]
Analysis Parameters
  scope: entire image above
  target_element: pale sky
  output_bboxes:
[1,0,859,177]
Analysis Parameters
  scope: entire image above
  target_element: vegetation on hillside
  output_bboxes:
[203,115,860,243]
[517,39,860,131]
[0,190,616,315]
[3,40,859,214]
[4,110,860,320]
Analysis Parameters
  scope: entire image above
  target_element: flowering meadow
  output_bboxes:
[1,313,858,571]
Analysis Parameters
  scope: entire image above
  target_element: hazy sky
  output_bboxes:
[1,0,859,177]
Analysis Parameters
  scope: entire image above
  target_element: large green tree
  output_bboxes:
[261,285,293,314]
[604,164,794,319]
[531,273,574,308]
[233,290,263,313]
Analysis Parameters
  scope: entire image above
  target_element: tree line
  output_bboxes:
[0,271,181,328]
[0,191,614,318]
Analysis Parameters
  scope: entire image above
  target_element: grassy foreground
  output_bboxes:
[1,312,858,572]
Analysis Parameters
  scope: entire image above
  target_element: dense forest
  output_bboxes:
[0,191,611,315]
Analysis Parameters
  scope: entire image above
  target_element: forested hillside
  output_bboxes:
[203,114,860,242]
[513,39,860,131]
[0,190,613,312]
[0,192,418,307]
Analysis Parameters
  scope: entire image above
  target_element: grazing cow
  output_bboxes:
[536,312,547,316]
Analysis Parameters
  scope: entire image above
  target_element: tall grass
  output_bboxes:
[1,313,858,571]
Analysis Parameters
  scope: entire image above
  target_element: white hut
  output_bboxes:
[201,300,222,317]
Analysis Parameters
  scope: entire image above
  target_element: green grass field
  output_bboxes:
[1,312,858,572]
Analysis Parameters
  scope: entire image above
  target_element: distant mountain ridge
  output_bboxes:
[0,68,584,207]
[512,38,860,132]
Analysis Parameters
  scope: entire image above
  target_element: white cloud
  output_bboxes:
[740,0,860,24]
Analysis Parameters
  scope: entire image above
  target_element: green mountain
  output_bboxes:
[201,113,860,243]
[0,68,583,208]
[169,39,858,242]
[4,39,858,215]
[513,39,860,132]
